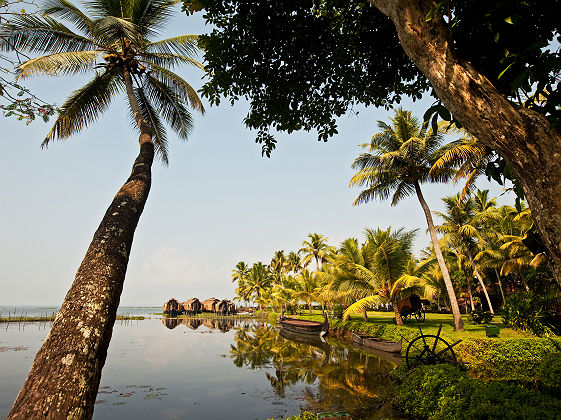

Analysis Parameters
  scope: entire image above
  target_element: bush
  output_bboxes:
[456,337,561,381]
[393,364,465,418]
[332,304,344,320]
[393,365,561,419]
[537,352,561,392]
[469,308,494,324]
[502,291,552,336]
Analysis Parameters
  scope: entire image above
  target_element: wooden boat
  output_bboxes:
[278,313,329,336]
[351,332,402,353]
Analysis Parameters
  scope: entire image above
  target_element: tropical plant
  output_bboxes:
[502,291,552,336]
[293,269,320,314]
[436,191,497,314]
[286,251,302,275]
[329,228,424,325]
[299,233,335,271]
[350,108,463,330]
[1,0,204,416]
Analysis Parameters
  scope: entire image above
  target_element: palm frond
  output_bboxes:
[143,74,193,138]
[343,295,386,320]
[0,14,96,53]
[132,0,179,35]
[17,50,100,79]
[145,34,200,56]
[148,64,204,113]
[41,0,94,34]
[92,16,142,43]
[141,52,203,70]
[134,85,169,164]
[42,71,122,145]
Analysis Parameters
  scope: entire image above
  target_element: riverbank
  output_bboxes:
[266,311,561,419]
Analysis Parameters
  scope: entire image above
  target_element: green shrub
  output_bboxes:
[332,304,344,320]
[267,412,316,420]
[502,291,552,336]
[468,309,494,324]
[393,364,465,418]
[393,365,561,419]
[435,378,561,420]
[456,337,561,381]
[537,352,561,392]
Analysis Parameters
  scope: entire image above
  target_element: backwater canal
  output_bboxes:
[0,313,404,419]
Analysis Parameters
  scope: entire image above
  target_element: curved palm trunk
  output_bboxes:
[363,308,368,321]
[414,182,463,331]
[8,68,154,420]
[393,301,403,326]
[466,278,475,311]
[466,249,494,314]
[494,268,506,305]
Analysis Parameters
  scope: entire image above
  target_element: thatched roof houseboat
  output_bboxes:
[183,298,202,314]
[163,298,182,315]
[202,297,220,312]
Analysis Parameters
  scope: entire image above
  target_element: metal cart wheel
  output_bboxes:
[405,334,456,369]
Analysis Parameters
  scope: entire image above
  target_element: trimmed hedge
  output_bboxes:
[455,337,561,381]
[394,365,561,420]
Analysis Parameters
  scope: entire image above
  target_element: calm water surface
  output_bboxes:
[0,313,402,419]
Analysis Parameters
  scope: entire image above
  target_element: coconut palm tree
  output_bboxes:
[299,233,335,271]
[350,108,464,330]
[436,191,497,314]
[286,251,302,275]
[329,228,424,325]
[293,269,320,314]
[1,0,204,416]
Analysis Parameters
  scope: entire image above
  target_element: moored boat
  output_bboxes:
[279,313,329,336]
[351,332,402,353]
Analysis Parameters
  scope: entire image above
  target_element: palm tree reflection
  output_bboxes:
[230,324,398,416]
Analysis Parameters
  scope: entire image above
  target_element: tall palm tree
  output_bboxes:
[436,191,497,314]
[350,108,464,330]
[2,0,204,417]
[299,233,335,271]
[246,262,271,309]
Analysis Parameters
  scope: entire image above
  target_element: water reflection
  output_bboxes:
[161,316,238,332]
[229,323,399,418]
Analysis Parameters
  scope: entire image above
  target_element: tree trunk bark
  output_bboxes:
[495,268,506,305]
[363,308,368,321]
[8,141,154,420]
[414,182,463,330]
[466,249,494,314]
[8,66,155,420]
[393,302,403,326]
[466,278,475,311]
[369,0,561,289]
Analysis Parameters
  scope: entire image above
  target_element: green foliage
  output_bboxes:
[537,352,561,393]
[502,291,552,336]
[332,304,343,320]
[469,309,494,324]
[394,364,561,420]
[456,337,561,381]
[189,0,428,154]
[267,412,316,420]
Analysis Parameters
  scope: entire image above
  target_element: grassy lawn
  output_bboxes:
[298,309,533,341]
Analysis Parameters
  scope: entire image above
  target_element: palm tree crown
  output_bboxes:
[1,0,205,164]
[350,108,453,206]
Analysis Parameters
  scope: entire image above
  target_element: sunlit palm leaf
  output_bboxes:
[146,34,200,56]
[17,50,101,79]
[343,295,386,320]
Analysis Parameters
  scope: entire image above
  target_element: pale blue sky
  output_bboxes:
[0,8,513,306]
